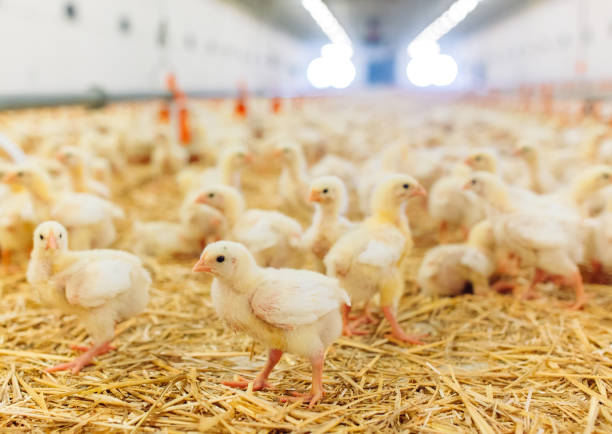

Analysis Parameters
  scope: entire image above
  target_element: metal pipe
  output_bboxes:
[0,87,290,111]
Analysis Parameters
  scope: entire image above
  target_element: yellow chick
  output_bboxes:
[325,174,427,342]
[302,176,354,272]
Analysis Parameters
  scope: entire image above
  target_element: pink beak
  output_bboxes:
[464,157,474,167]
[512,148,523,156]
[2,172,17,184]
[411,186,428,198]
[308,190,321,202]
[244,153,254,163]
[192,255,212,273]
[46,230,58,250]
[195,194,207,204]
[462,182,472,190]
[56,153,67,163]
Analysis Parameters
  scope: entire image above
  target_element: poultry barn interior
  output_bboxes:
[2,0,612,431]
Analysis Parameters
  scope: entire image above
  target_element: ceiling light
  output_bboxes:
[301,0,352,55]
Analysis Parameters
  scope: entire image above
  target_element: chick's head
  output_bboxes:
[56,146,84,169]
[192,241,255,282]
[465,150,496,172]
[574,165,612,198]
[308,176,347,209]
[2,164,51,200]
[463,171,504,200]
[33,221,69,254]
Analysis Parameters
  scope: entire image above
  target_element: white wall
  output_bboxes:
[448,0,612,90]
[0,0,309,95]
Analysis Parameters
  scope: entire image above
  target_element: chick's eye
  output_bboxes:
[216,255,225,263]
[403,183,410,189]
[322,188,329,194]
[59,233,62,238]
[39,234,44,240]
[17,172,24,177]
[603,173,610,180]
[475,156,482,161]
[471,179,477,185]
[208,193,215,198]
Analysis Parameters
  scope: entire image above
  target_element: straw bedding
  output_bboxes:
[1,169,612,433]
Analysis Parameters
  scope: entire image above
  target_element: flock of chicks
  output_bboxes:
[2,97,612,408]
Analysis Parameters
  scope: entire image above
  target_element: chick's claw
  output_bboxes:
[280,390,324,408]
[385,331,428,346]
[222,376,274,391]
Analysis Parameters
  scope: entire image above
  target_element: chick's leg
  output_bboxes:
[46,341,113,374]
[223,349,282,391]
[382,306,425,345]
[348,301,378,327]
[567,271,588,310]
[281,350,325,408]
[341,304,367,337]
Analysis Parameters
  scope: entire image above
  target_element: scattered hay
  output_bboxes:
[1,173,612,432]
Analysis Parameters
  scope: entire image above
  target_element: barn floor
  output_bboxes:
[1,170,612,432]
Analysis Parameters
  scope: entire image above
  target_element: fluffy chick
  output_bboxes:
[27,221,150,373]
[275,142,313,224]
[325,174,427,342]
[302,176,354,272]
[192,241,349,407]
[131,203,224,257]
[56,146,110,198]
[195,185,303,268]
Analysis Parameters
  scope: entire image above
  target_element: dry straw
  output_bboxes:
[1,169,611,432]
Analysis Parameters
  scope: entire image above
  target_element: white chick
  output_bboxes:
[177,145,248,194]
[194,185,304,268]
[513,143,559,193]
[27,221,150,373]
[325,174,427,342]
[302,176,354,272]
[51,194,125,250]
[151,124,189,174]
[417,244,493,297]
[56,146,110,198]
[309,154,360,218]
[192,241,349,407]
[428,164,486,243]
[275,142,313,224]
[131,203,224,257]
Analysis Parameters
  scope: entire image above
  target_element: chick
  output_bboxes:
[177,145,248,194]
[275,142,313,224]
[513,143,559,193]
[131,203,224,257]
[192,241,349,407]
[27,221,151,373]
[50,193,125,250]
[0,168,39,270]
[302,176,354,271]
[56,146,110,198]
[417,244,493,297]
[195,185,303,268]
[325,174,427,342]
[151,125,189,174]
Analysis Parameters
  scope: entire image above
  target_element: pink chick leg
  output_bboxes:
[46,341,114,374]
[341,304,368,337]
[349,301,378,327]
[223,349,282,391]
[382,306,426,345]
[567,271,588,311]
[281,350,325,408]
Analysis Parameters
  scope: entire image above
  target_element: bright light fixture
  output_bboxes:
[411,0,485,44]
[307,57,331,89]
[406,54,458,87]
[302,0,352,55]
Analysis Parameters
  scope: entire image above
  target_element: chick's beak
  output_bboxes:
[512,148,523,157]
[2,172,17,184]
[46,230,58,250]
[462,181,472,190]
[192,255,212,273]
[195,194,207,204]
[244,153,254,163]
[56,153,67,163]
[464,157,474,167]
[308,189,321,202]
[411,186,428,198]
[273,149,283,158]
